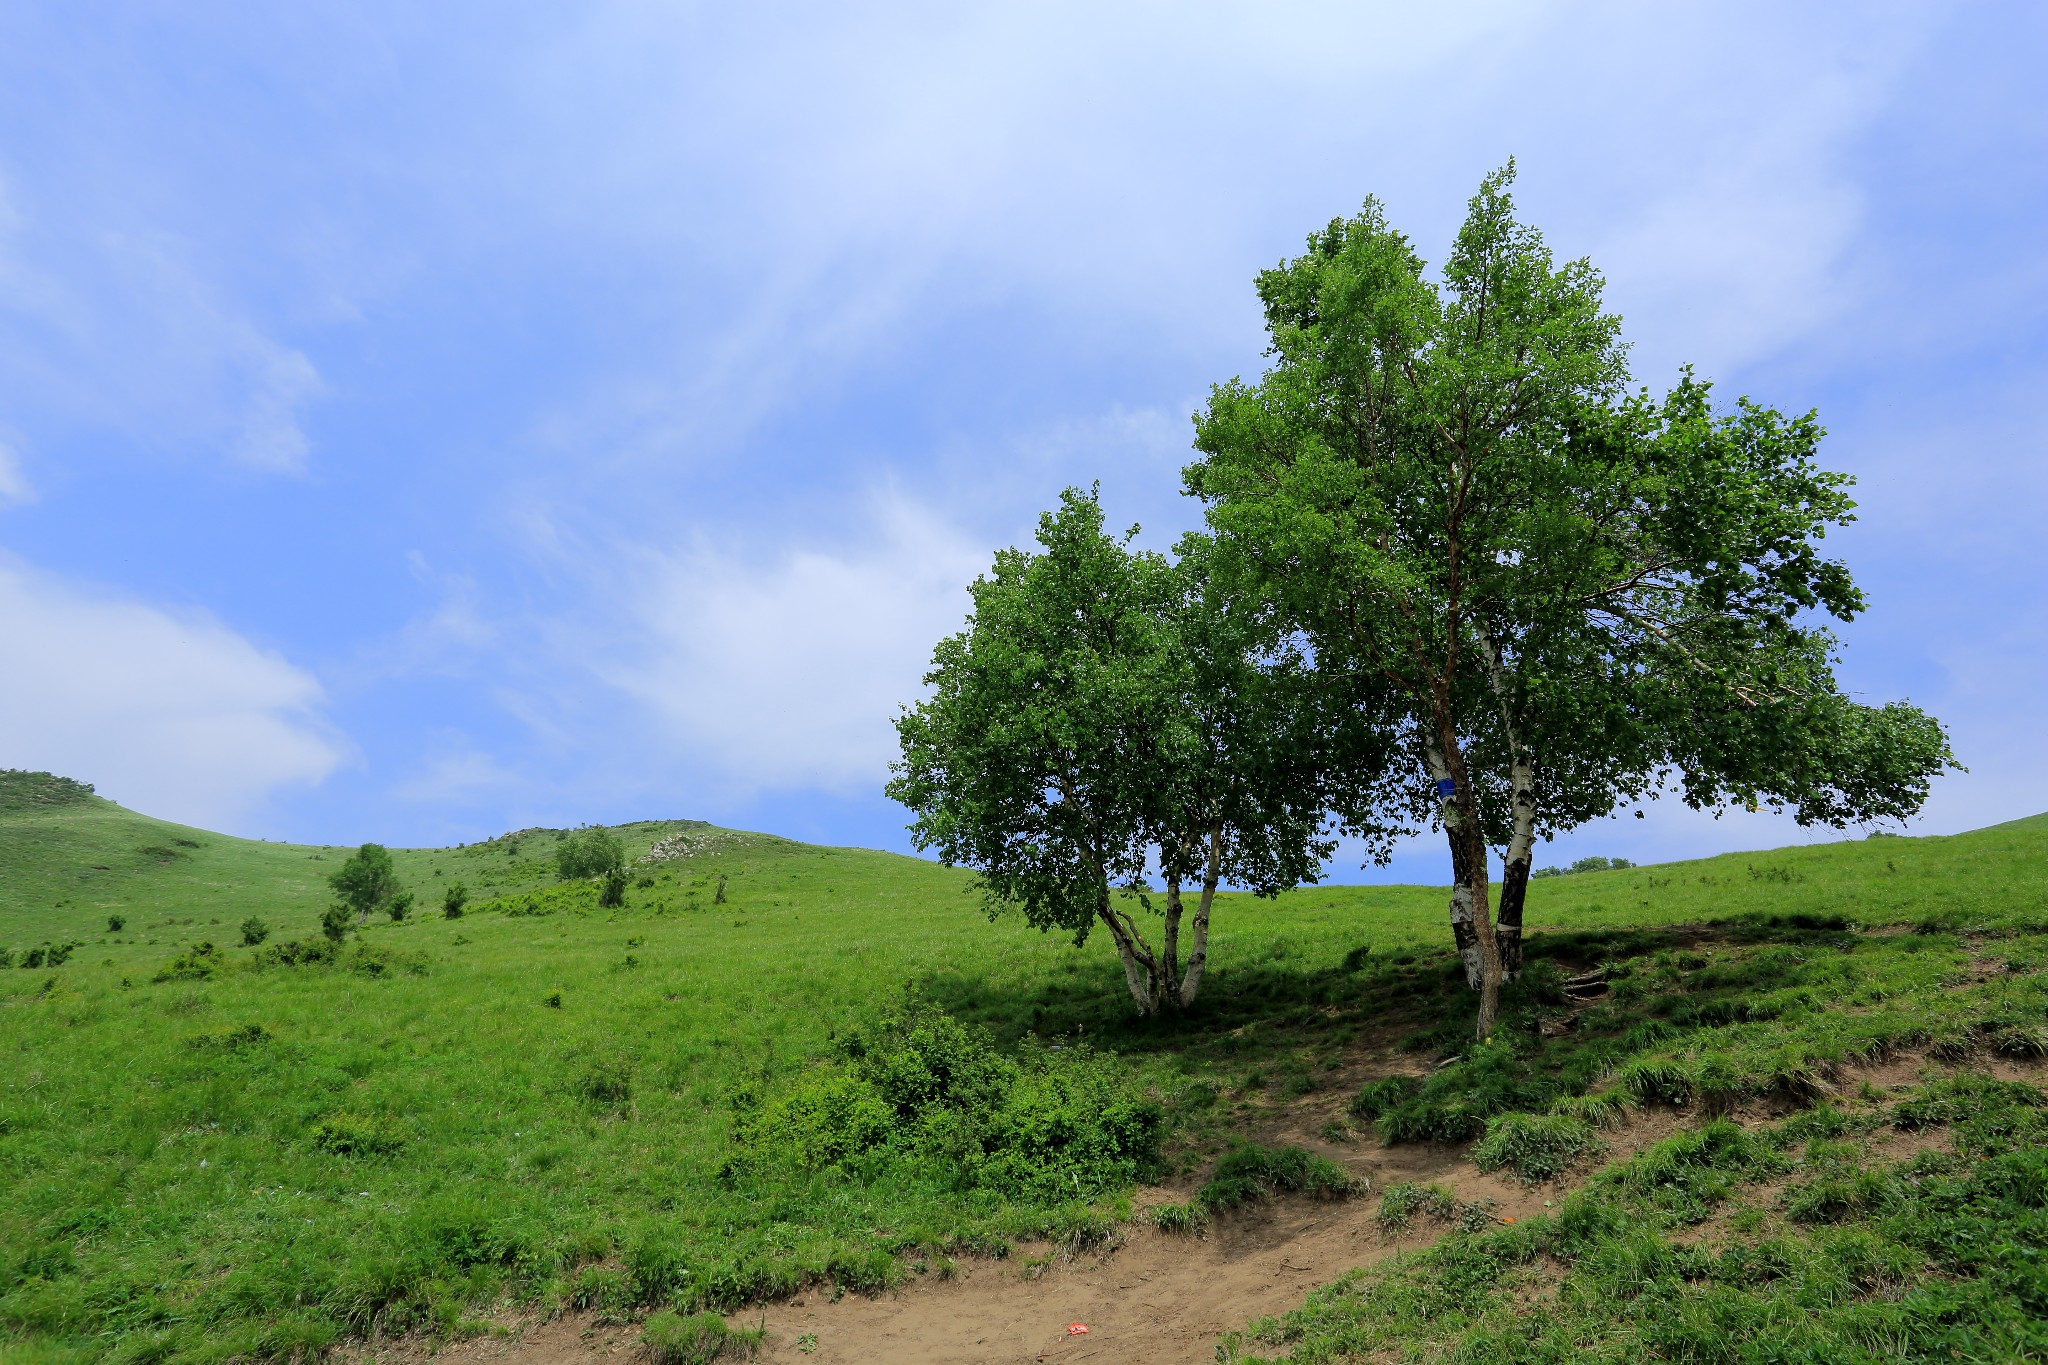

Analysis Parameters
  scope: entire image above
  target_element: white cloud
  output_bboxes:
[605,495,986,795]
[0,555,343,829]
[0,435,31,505]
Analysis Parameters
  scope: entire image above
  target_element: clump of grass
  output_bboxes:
[1347,1074,1419,1121]
[1151,1200,1209,1235]
[1470,1112,1602,1182]
[1198,1142,1360,1210]
[1373,1181,1459,1234]
[642,1309,758,1364]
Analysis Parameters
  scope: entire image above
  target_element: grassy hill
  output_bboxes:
[3,769,2047,1364]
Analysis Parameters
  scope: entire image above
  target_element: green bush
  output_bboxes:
[238,916,270,947]
[557,826,625,880]
[599,869,627,908]
[386,890,415,922]
[1471,1112,1602,1181]
[320,905,351,944]
[729,1001,1162,1204]
[152,942,221,982]
[106,914,125,933]
[442,882,467,918]
[1199,1143,1358,1210]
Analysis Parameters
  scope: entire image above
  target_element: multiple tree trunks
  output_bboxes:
[1090,832,1224,1017]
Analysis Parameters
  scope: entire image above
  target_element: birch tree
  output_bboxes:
[1186,165,1954,1038]
[887,488,1392,1016]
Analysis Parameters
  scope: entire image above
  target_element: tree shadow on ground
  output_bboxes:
[917,911,1862,1091]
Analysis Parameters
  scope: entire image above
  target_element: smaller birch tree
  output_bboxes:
[888,488,1391,1017]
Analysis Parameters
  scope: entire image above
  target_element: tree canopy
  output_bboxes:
[557,826,625,881]
[888,488,1394,1015]
[328,843,400,926]
[1185,163,1955,1035]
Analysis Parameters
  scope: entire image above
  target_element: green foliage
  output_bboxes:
[730,1000,1163,1204]
[106,914,124,933]
[642,1309,757,1365]
[889,487,1381,1015]
[309,1111,407,1157]
[386,890,414,922]
[0,769,97,813]
[557,826,625,881]
[1150,1200,1209,1235]
[1346,1074,1419,1121]
[1198,1143,1359,1210]
[1185,165,1955,1036]
[4,784,2047,1365]
[1533,856,1636,878]
[328,843,400,922]
[1222,1078,2048,1363]
[151,941,221,982]
[1470,1112,1602,1182]
[319,905,351,943]
[442,882,467,918]
[599,869,627,908]
[238,916,270,946]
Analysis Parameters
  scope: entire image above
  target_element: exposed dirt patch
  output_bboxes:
[340,1054,2041,1365]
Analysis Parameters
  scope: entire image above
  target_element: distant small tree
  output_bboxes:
[319,905,352,944]
[107,915,125,933]
[598,869,627,908]
[386,891,415,922]
[329,843,401,926]
[443,882,468,918]
[239,916,270,946]
[557,826,626,881]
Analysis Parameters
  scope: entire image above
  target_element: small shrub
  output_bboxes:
[543,990,564,1009]
[153,942,221,983]
[557,826,625,880]
[1552,1091,1628,1129]
[599,869,627,908]
[1199,1143,1359,1210]
[239,917,270,947]
[387,891,415,922]
[107,914,125,933]
[443,882,467,918]
[252,938,338,968]
[1472,1112,1602,1181]
[714,875,729,906]
[320,905,352,944]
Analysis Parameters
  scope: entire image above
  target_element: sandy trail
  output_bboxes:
[385,1126,1580,1365]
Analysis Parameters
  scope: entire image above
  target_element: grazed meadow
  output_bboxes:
[3,770,2047,1363]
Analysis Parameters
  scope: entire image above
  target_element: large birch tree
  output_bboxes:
[1185,165,1955,1038]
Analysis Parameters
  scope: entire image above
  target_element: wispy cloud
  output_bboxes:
[0,555,344,829]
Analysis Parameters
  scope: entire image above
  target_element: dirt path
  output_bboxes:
[379,1125,1592,1365]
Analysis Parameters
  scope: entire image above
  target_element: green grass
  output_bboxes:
[4,766,2048,1363]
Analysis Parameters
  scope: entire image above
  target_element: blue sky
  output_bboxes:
[1,3,2043,881]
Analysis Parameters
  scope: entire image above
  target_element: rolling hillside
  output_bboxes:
[4,769,2047,1364]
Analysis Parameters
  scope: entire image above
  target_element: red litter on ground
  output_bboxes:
[1067,1323,1090,1335]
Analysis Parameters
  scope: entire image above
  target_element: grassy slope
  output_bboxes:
[3,774,2046,1364]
